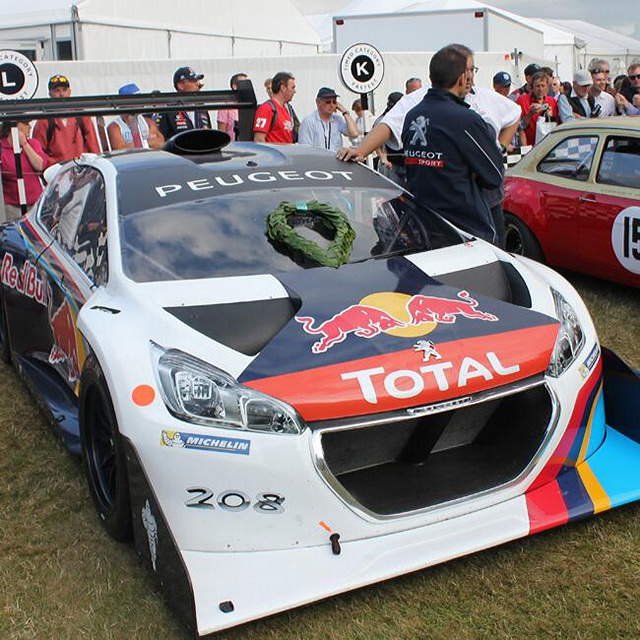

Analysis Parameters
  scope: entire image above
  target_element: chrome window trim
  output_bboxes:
[311,376,559,523]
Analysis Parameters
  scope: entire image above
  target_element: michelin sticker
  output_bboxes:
[611,207,640,274]
[161,430,250,455]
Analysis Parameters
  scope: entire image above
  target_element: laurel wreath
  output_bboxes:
[266,201,355,268]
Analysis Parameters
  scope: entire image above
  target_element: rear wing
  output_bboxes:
[0,79,257,217]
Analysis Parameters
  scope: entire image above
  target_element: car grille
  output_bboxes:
[312,377,555,518]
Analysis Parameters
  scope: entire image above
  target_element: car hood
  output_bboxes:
[167,256,559,422]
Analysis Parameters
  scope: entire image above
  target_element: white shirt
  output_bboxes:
[380,86,520,149]
[112,115,150,147]
[593,90,616,117]
[298,110,349,152]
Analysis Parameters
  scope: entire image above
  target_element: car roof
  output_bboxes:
[548,116,640,136]
[103,141,398,217]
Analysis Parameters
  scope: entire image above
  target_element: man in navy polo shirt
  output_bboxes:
[401,46,504,243]
[156,67,213,140]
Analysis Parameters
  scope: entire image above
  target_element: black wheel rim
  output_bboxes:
[505,223,524,255]
[86,389,117,512]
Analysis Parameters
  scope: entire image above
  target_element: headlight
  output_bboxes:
[547,288,585,377]
[153,345,304,434]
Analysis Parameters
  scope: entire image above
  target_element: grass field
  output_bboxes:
[1,270,639,639]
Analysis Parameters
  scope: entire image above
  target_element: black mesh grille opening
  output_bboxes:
[320,384,552,516]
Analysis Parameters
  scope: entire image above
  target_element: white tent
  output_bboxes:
[0,0,321,61]
[541,19,640,77]
[295,0,640,78]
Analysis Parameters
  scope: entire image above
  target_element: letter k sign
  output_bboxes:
[355,61,369,77]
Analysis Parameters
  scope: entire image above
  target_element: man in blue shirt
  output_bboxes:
[298,87,359,152]
[557,70,601,122]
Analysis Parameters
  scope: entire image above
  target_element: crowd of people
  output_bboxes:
[493,59,640,147]
[0,54,638,244]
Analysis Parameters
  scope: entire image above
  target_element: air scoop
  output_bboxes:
[163,129,231,156]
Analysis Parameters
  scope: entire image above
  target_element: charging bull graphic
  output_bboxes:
[48,299,81,381]
[296,290,498,354]
[407,290,498,325]
[296,305,406,354]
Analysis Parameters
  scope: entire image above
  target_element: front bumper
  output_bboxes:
[122,348,640,636]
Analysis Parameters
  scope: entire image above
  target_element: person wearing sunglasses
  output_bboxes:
[297,87,359,152]
[32,74,100,166]
[614,63,640,115]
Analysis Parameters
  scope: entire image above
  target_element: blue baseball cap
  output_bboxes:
[492,72,512,87]
[119,83,141,95]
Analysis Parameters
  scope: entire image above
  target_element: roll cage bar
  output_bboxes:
[0,79,257,217]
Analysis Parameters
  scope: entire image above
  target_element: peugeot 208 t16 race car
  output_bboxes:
[0,130,638,636]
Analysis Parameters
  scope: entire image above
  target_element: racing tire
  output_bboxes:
[0,297,11,365]
[504,213,544,262]
[79,355,132,542]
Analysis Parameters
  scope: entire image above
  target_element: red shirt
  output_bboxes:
[32,116,100,166]
[1,137,48,206]
[253,99,293,143]
[517,94,558,146]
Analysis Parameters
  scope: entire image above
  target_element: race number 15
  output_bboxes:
[622,215,640,259]
[612,208,640,275]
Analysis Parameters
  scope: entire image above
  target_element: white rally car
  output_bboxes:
[1,128,639,636]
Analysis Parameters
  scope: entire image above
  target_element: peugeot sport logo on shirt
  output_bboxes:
[405,116,445,167]
[409,116,428,146]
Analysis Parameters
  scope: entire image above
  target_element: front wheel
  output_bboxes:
[80,355,132,541]
[504,213,544,262]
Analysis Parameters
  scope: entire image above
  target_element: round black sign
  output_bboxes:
[350,55,375,83]
[339,43,384,94]
[0,63,24,96]
[0,51,39,100]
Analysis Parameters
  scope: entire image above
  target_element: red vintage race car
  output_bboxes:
[503,117,640,288]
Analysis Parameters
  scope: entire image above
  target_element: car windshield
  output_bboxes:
[119,186,464,282]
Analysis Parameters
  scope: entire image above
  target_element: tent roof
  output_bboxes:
[302,0,545,48]
[545,19,640,54]
[2,0,320,45]
[297,0,640,54]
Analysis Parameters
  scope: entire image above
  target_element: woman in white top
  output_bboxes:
[107,83,164,151]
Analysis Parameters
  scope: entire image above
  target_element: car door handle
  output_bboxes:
[579,195,597,203]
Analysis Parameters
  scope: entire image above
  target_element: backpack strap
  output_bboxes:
[268,99,278,132]
[46,118,56,146]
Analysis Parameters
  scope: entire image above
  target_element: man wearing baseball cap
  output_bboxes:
[155,66,213,140]
[492,72,512,97]
[508,63,541,101]
[298,87,359,152]
[557,70,601,123]
[32,74,100,165]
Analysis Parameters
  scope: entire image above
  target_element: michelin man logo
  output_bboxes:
[413,339,441,362]
[161,430,184,447]
[409,116,429,146]
[141,499,158,571]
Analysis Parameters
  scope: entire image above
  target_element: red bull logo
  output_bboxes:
[296,290,498,353]
[407,290,498,325]
[49,299,80,381]
[1,253,50,307]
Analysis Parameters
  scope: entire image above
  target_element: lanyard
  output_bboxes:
[321,119,332,150]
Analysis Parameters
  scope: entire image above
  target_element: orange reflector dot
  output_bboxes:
[132,384,155,406]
